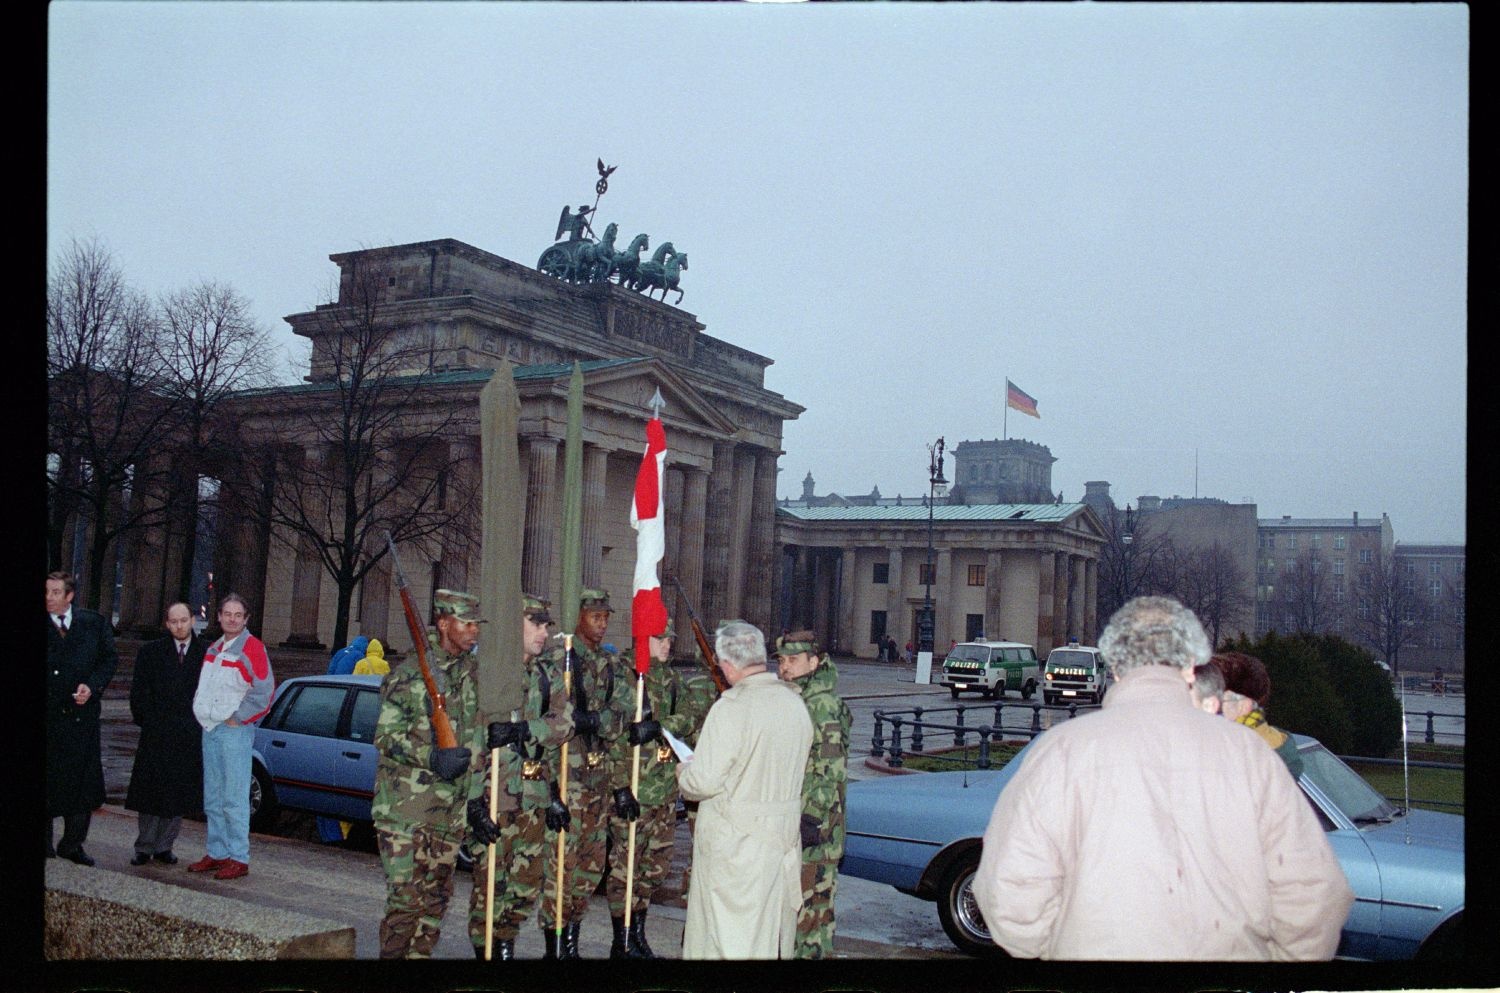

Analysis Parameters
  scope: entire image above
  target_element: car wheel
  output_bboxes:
[936,851,1006,957]
[1021,680,1035,701]
[1043,693,1056,706]
[950,686,960,699]
[249,762,280,833]
[1417,914,1463,961]
[981,686,996,700]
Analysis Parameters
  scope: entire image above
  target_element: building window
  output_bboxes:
[918,563,936,585]
[1334,535,1346,550]
[1311,534,1321,548]
[1265,535,1275,550]
[1402,579,1415,596]
[869,610,887,643]
[1288,535,1298,550]
[967,565,985,586]
[1359,549,1371,564]
[1333,557,1344,576]
[969,465,979,483]
[873,563,889,584]
[1430,561,1442,575]
[1430,580,1443,598]
[1403,561,1415,575]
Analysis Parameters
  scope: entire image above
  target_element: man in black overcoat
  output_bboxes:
[125,601,205,865]
[46,571,119,865]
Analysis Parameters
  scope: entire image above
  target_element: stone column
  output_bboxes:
[831,551,848,654]
[214,458,274,630]
[117,455,170,634]
[662,466,685,640]
[361,553,392,645]
[1069,555,1087,642]
[724,447,756,622]
[885,547,905,655]
[1084,557,1098,642]
[700,441,735,626]
[985,550,1005,642]
[580,444,610,589]
[283,446,327,649]
[934,547,953,650]
[746,450,780,633]
[1036,550,1056,656]
[1052,551,1069,647]
[440,437,480,592]
[676,467,708,640]
[522,437,560,604]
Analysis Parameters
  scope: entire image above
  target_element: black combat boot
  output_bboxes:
[627,908,656,959]
[610,915,630,959]
[561,920,582,959]
[542,925,560,960]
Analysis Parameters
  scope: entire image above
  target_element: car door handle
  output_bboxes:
[270,740,286,748]
[343,751,363,759]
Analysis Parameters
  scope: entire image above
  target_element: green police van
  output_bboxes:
[1042,644,1110,705]
[940,640,1040,700]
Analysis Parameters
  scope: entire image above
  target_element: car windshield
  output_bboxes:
[947,645,985,662]
[1047,651,1094,670]
[1299,741,1400,824]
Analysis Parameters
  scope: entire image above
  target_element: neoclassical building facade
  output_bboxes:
[113,238,803,651]
[776,503,1106,658]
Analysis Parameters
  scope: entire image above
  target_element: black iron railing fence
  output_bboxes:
[871,704,1465,811]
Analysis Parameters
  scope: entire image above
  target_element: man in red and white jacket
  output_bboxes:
[189,593,274,880]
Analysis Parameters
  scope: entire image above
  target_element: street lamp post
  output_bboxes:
[915,437,946,685]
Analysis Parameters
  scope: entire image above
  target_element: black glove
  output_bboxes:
[573,710,600,736]
[627,718,662,746]
[799,813,821,850]
[612,786,641,822]
[546,780,571,832]
[487,719,531,749]
[431,746,472,782]
[466,797,501,846]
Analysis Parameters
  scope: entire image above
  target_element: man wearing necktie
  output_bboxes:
[124,602,206,866]
[46,571,119,865]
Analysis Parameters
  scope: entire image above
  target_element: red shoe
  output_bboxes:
[214,859,248,880]
[187,855,225,872]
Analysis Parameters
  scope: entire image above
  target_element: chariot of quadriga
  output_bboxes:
[535,161,689,305]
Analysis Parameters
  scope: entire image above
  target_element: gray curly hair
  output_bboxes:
[715,620,769,671]
[1097,596,1211,677]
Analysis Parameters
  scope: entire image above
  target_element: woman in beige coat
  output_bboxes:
[677,621,813,959]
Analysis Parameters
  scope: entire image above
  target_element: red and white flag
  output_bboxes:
[630,417,669,675]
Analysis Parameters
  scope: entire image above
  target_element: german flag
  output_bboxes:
[1006,379,1040,418]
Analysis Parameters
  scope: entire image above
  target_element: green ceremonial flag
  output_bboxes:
[559,362,584,635]
[478,360,524,718]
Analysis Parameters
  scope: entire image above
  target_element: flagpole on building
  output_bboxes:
[1004,378,1009,440]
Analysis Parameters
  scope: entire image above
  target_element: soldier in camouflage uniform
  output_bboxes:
[465,594,576,960]
[605,619,717,958]
[776,629,852,959]
[372,589,489,959]
[538,589,635,958]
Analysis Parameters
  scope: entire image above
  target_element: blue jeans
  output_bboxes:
[202,722,254,862]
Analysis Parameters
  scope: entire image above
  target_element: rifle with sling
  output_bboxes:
[385,532,459,750]
[666,575,728,695]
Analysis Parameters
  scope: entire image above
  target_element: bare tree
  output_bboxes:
[158,281,276,603]
[46,238,181,610]
[1177,543,1254,647]
[1278,549,1339,635]
[1351,548,1431,679]
[247,256,479,648]
[1095,505,1179,624]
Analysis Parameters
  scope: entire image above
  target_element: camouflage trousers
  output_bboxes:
[605,799,676,917]
[794,857,839,959]
[467,803,548,947]
[376,822,462,959]
[539,782,607,927]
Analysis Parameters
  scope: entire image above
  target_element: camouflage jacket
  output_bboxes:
[791,655,852,863]
[606,660,717,807]
[489,638,575,806]
[371,632,485,836]
[540,637,631,793]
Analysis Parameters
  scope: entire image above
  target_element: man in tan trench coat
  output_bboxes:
[677,621,812,959]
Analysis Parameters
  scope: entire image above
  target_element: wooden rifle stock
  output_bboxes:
[385,533,459,750]
[667,576,728,695]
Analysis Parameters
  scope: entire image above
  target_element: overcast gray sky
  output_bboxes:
[48,2,1468,543]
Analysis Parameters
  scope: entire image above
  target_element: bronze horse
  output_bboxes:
[610,233,651,287]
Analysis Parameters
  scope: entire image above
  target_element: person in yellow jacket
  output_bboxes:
[354,638,390,676]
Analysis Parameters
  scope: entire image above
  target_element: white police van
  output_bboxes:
[1042,643,1110,704]
[941,640,1040,700]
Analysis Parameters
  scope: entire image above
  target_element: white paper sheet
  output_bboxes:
[661,727,694,762]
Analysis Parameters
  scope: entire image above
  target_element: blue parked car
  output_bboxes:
[842,733,1463,960]
[250,674,383,831]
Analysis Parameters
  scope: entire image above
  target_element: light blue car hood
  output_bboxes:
[1362,807,1464,856]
